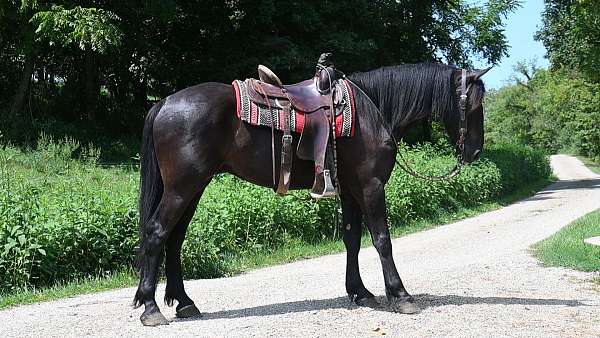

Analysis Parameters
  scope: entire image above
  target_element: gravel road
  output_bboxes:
[2,155,599,337]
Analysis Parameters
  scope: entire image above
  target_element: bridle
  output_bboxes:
[458,68,470,163]
[345,68,472,182]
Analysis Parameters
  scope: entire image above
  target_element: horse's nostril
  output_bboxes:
[473,149,481,161]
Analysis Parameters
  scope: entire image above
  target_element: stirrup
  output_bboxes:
[310,170,337,199]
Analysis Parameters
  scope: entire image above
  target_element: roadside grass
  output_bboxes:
[0,177,552,310]
[0,270,137,310]
[532,209,600,273]
[575,155,600,175]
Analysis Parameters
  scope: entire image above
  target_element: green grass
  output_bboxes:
[0,270,137,309]
[533,209,600,273]
[0,177,551,310]
[576,155,600,175]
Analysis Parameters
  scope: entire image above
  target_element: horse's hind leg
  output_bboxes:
[341,192,376,306]
[163,183,209,318]
[136,187,200,326]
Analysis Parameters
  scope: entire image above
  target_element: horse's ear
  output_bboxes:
[468,67,492,82]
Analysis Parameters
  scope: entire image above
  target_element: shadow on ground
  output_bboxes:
[544,179,600,192]
[172,293,586,322]
[170,177,598,324]
[522,178,600,202]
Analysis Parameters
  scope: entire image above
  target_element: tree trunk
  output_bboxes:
[9,52,35,118]
[84,50,99,121]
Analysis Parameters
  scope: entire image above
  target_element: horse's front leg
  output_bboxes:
[360,178,420,314]
[341,193,376,306]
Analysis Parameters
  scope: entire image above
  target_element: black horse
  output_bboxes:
[133,63,490,326]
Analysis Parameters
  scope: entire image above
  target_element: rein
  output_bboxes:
[344,69,470,182]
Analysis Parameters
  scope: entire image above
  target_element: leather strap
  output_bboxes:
[276,90,293,195]
[256,82,277,189]
[460,69,467,134]
[328,77,337,183]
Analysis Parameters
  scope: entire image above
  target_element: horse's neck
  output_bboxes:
[359,81,430,129]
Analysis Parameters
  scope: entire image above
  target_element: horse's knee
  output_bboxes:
[372,232,392,257]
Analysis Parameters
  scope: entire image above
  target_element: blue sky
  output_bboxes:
[473,0,549,89]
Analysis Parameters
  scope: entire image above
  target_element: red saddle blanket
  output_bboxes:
[232,79,356,137]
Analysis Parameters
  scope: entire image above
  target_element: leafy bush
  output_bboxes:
[385,142,502,225]
[0,184,45,291]
[483,143,552,194]
[486,69,600,161]
[0,138,551,291]
[181,179,336,278]
[0,137,138,291]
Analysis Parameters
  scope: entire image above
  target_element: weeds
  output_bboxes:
[0,137,551,291]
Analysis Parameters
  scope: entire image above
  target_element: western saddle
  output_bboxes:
[248,53,340,198]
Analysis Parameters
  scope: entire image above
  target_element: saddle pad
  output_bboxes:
[232,79,356,137]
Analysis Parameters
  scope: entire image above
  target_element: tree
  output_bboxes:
[2,1,37,121]
[486,66,600,159]
[536,0,600,82]
[0,0,520,141]
[31,4,122,120]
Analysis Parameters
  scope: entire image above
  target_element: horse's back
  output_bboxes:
[153,82,235,136]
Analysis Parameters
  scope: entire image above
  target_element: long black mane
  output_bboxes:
[348,63,484,131]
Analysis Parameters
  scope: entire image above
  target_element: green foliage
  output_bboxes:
[1,0,516,140]
[0,184,45,291]
[31,5,122,53]
[483,143,552,194]
[576,155,600,175]
[536,0,600,82]
[458,0,521,65]
[0,138,551,291]
[0,137,138,291]
[486,68,600,160]
[533,208,600,272]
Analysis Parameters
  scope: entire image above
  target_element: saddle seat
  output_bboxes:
[250,65,332,113]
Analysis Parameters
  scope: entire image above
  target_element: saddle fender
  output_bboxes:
[297,109,330,175]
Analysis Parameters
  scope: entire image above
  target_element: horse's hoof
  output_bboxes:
[140,311,169,326]
[388,298,421,314]
[176,304,202,318]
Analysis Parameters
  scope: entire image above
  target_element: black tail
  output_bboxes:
[133,100,164,308]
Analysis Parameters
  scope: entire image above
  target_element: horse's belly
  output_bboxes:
[223,123,316,191]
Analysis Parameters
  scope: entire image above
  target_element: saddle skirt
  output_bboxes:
[232,78,356,137]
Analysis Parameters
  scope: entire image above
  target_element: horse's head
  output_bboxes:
[445,67,491,164]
